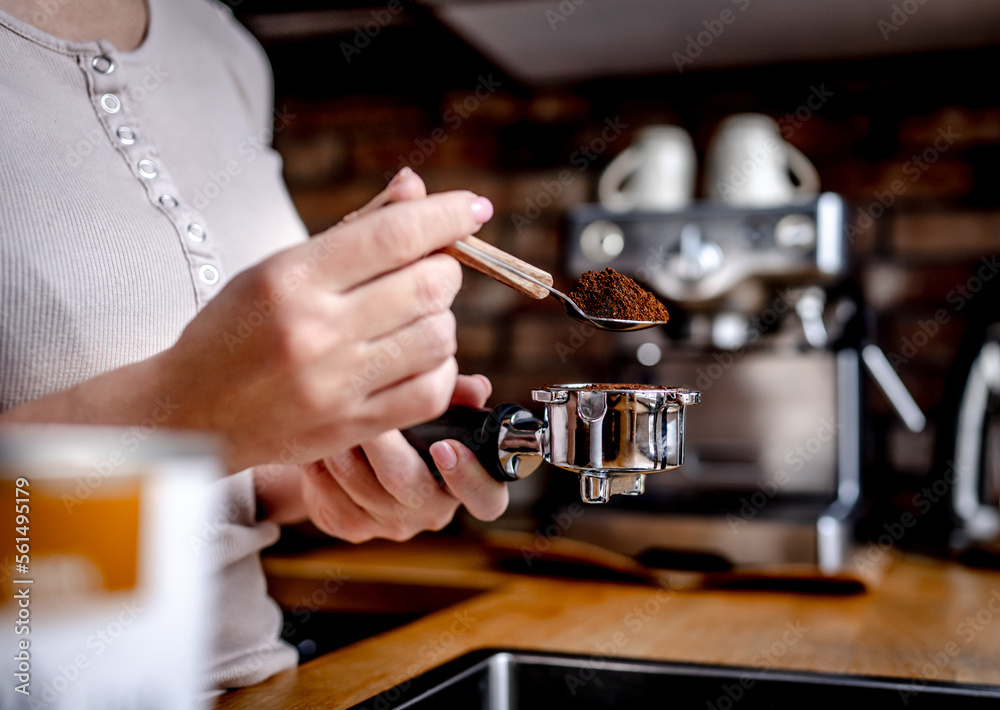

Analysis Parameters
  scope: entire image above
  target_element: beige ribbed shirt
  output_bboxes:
[0,0,308,688]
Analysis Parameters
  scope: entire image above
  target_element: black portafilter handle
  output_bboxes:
[400,403,543,483]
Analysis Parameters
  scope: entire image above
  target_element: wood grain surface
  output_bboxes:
[443,236,553,299]
[217,538,1000,709]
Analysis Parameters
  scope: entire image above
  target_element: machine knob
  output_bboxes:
[671,224,723,282]
[579,220,625,264]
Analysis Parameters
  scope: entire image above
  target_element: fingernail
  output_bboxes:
[474,374,493,398]
[430,441,458,470]
[390,166,413,187]
[471,196,494,224]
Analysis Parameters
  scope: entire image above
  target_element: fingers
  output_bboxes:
[307,434,461,542]
[312,191,494,291]
[301,456,382,543]
[341,167,427,224]
[342,253,462,342]
[385,167,428,202]
[304,432,508,544]
[348,311,458,399]
[362,357,459,429]
[450,374,492,408]
[431,440,509,521]
[361,430,461,529]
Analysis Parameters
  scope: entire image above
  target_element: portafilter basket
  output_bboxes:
[403,384,700,503]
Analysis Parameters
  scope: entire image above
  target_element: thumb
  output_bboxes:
[341,167,427,223]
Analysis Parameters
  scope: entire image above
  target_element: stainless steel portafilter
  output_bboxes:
[403,384,700,504]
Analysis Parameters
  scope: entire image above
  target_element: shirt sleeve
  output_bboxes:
[205,0,277,144]
[202,468,299,689]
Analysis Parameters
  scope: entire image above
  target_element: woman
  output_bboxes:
[0,0,509,688]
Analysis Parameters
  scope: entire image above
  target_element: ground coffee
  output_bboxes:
[577,384,668,391]
[567,268,670,322]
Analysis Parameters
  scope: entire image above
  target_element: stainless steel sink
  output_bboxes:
[349,649,1000,709]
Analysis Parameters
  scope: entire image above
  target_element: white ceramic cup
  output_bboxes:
[598,125,697,212]
[704,113,820,206]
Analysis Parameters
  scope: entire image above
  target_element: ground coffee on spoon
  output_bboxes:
[567,268,670,322]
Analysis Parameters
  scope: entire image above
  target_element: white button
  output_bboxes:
[159,194,178,207]
[137,159,158,178]
[91,55,115,74]
[116,126,136,145]
[199,265,220,285]
[187,223,206,242]
[100,93,121,114]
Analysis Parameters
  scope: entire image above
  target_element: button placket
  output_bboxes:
[137,159,158,179]
[99,93,121,114]
[186,223,207,242]
[116,126,136,145]
[78,46,225,309]
[91,55,115,75]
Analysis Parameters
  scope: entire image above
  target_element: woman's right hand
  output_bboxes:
[156,188,494,472]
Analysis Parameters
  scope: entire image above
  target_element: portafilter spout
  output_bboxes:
[402,384,700,504]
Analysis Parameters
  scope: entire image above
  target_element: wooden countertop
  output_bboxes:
[218,537,1000,709]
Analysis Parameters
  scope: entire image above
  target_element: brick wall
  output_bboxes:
[268,46,1000,518]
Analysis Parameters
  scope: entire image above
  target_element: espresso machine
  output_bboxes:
[555,193,924,573]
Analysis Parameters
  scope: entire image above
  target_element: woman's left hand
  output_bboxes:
[253,374,509,538]
[305,374,508,540]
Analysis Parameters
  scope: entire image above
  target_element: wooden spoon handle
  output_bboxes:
[443,236,553,300]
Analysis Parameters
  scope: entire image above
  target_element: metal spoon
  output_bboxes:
[446,239,668,332]
[345,186,666,331]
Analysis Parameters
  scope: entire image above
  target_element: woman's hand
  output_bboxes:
[159,175,493,471]
[249,173,509,534]
[0,168,496,484]
[256,373,509,540]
